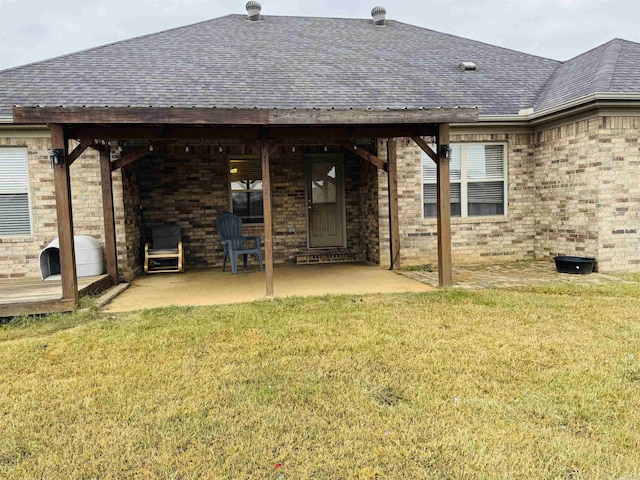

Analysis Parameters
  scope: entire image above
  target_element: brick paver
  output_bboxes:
[399,261,637,289]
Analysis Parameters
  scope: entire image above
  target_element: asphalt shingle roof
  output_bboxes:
[534,39,640,112]
[0,14,637,120]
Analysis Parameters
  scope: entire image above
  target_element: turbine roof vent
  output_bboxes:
[246,1,262,21]
[371,6,387,26]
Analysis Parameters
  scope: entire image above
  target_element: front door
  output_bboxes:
[306,155,345,248]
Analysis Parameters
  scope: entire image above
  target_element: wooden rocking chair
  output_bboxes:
[144,224,185,273]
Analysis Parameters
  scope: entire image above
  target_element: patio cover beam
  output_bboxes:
[59,124,441,142]
[99,146,119,285]
[387,139,401,270]
[13,107,479,126]
[261,132,274,297]
[51,124,79,305]
[436,124,453,288]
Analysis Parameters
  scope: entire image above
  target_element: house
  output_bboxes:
[0,3,639,312]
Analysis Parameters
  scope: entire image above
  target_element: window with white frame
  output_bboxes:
[0,147,31,235]
[422,144,506,218]
[229,157,263,224]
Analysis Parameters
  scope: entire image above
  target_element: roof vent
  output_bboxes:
[371,6,386,26]
[459,61,477,71]
[246,1,262,21]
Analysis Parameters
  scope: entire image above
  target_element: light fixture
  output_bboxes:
[439,144,451,159]
[185,144,190,153]
[149,142,154,152]
[323,143,328,152]
[218,142,223,153]
[49,149,65,168]
[292,144,296,152]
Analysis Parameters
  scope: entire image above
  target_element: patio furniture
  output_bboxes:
[144,224,185,273]
[217,212,263,274]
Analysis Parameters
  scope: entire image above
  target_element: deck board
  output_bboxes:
[0,275,110,316]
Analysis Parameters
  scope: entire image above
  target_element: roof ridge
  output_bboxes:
[606,39,628,91]
[527,63,563,110]
[0,15,235,75]
[594,39,624,91]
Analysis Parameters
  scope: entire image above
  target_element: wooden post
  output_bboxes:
[261,134,274,296]
[100,147,119,285]
[387,138,400,270]
[51,125,79,304]
[437,124,453,287]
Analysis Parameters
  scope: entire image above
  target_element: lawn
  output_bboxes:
[1,280,640,479]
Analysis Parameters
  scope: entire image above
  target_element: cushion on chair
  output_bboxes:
[152,224,182,249]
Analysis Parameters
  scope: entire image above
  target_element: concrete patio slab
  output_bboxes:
[103,263,433,312]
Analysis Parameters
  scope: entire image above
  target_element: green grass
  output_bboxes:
[1,283,640,479]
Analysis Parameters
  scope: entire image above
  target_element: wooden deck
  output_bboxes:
[0,275,111,317]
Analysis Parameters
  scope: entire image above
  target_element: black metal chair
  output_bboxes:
[144,224,185,273]
[217,212,263,274]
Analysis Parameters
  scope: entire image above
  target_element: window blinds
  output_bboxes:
[0,148,31,235]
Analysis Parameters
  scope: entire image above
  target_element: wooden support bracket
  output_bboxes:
[111,140,173,171]
[337,140,387,171]
[66,138,94,166]
[411,136,439,164]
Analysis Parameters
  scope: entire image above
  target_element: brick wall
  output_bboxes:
[125,144,378,268]
[596,116,640,272]
[116,162,141,281]
[379,134,536,268]
[359,158,380,264]
[534,116,640,272]
[533,118,602,262]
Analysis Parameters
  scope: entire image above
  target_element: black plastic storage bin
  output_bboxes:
[553,256,596,275]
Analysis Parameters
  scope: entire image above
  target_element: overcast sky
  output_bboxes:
[0,0,638,71]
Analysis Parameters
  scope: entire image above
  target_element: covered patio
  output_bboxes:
[8,105,477,315]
